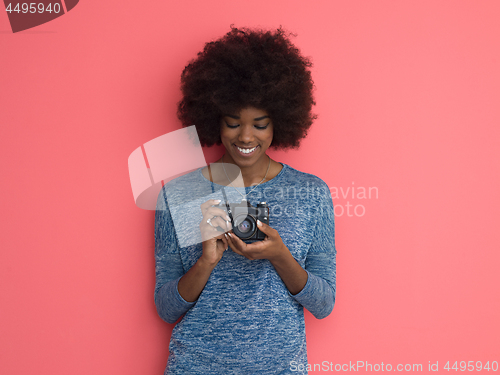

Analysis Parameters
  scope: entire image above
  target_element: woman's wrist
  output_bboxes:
[197,254,220,269]
[269,246,308,295]
[178,256,217,302]
[268,243,292,266]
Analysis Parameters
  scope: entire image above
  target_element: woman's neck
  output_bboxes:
[203,153,282,188]
[229,154,271,186]
[220,153,271,187]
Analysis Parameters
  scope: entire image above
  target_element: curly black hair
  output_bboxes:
[177,26,317,150]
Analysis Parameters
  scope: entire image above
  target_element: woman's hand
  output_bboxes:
[224,220,288,263]
[177,199,232,303]
[225,219,308,295]
[199,199,232,266]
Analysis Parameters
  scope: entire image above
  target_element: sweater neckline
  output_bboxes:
[198,162,288,190]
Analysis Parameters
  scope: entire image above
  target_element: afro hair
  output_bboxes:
[177,26,317,149]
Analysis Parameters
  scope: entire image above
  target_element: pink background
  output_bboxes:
[1,1,499,374]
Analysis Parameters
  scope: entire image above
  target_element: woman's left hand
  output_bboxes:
[227,219,308,295]
[224,220,288,262]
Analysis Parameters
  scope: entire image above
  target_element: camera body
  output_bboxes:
[215,200,269,241]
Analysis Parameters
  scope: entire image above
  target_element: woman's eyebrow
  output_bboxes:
[224,114,270,121]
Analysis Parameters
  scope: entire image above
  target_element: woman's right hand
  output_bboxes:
[177,199,232,302]
[199,199,232,266]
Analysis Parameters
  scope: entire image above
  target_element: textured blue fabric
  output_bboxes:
[154,163,336,374]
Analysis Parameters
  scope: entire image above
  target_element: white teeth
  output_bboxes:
[237,146,257,154]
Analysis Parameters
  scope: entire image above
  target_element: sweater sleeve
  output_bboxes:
[154,188,196,324]
[290,186,336,319]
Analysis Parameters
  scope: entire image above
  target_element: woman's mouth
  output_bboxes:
[234,144,259,156]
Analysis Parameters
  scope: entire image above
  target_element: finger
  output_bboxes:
[204,207,231,222]
[225,233,245,257]
[202,210,231,233]
[201,220,227,237]
[227,233,255,260]
[256,220,275,237]
[208,216,228,231]
[200,218,218,234]
[227,231,245,247]
[200,199,223,217]
[244,240,266,252]
[201,227,221,242]
[200,199,221,211]
[220,235,228,249]
[225,232,252,258]
[224,232,238,251]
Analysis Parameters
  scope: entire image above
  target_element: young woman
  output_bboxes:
[154,26,336,374]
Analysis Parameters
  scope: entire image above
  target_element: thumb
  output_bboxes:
[256,219,273,235]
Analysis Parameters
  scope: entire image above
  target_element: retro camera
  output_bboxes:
[215,199,269,241]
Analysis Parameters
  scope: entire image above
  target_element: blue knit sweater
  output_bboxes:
[154,163,336,374]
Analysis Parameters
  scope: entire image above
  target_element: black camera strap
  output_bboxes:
[221,188,234,223]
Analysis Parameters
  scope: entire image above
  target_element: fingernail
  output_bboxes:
[214,199,221,203]
[257,220,262,226]
[228,232,232,237]
[225,215,231,221]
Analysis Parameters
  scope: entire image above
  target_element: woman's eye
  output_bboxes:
[255,123,269,130]
[224,121,269,129]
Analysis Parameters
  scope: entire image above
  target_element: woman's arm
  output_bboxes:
[154,256,195,324]
[267,246,308,295]
[242,218,336,319]
[289,253,336,319]
[176,254,217,302]
[155,195,230,322]
[176,199,231,301]
[290,190,336,319]
[154,190,196,323]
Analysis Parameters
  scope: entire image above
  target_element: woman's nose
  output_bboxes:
[238,125,254,144]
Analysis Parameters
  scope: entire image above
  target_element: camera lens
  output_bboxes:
[238,219,252,233]
[233,214,256,239]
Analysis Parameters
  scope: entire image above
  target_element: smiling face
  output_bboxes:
[220,107,274,169]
